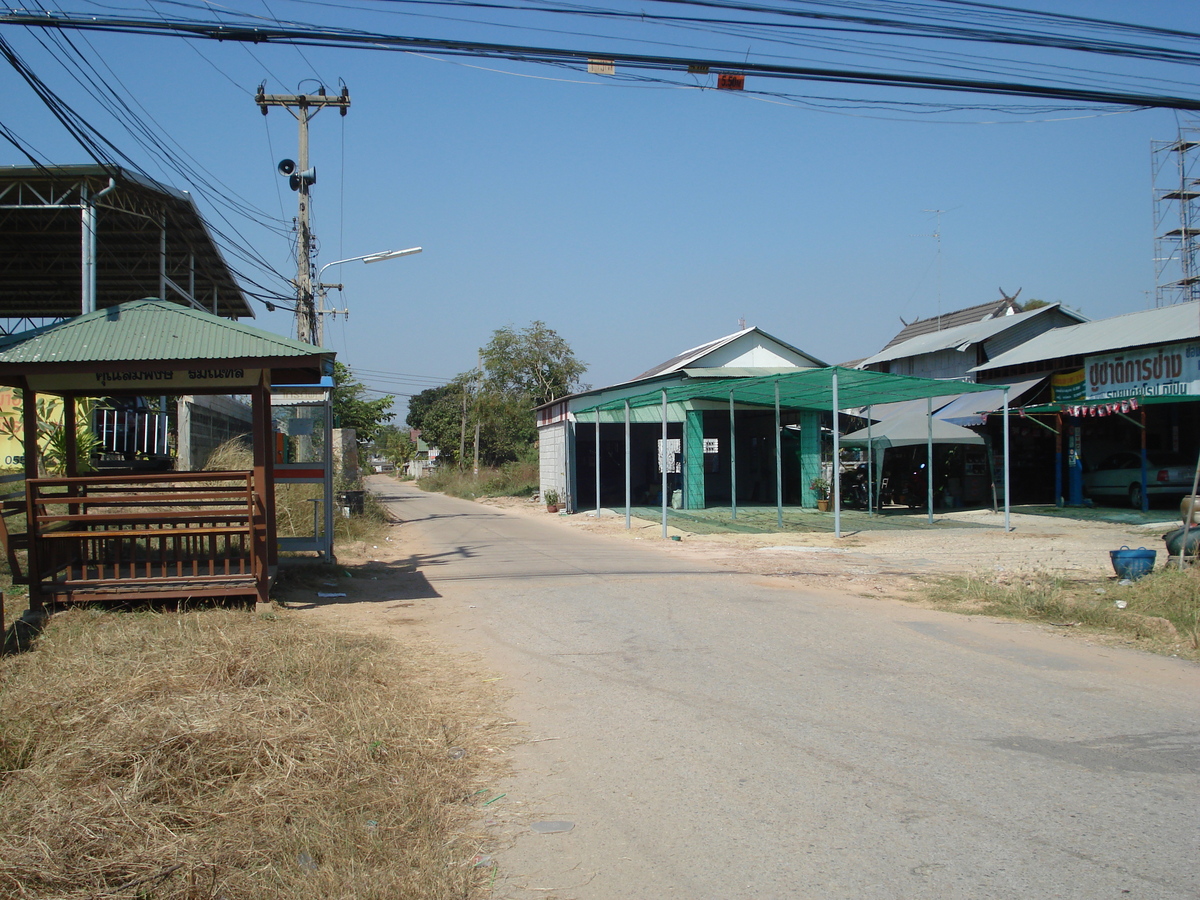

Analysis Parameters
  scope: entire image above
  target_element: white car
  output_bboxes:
[1083,450,1196,508]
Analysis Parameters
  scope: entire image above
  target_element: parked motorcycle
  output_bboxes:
[839,464,870,510]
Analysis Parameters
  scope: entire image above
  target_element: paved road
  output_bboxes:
[366,477,1200,900]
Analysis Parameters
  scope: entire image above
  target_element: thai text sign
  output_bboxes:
[27,368,262,392]
[1085,341,1200,399]
[1051,369,1085,402]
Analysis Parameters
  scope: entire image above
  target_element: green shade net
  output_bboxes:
[575,366,1001,414]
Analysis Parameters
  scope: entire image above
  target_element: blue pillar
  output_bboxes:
[1068,420,1084,506]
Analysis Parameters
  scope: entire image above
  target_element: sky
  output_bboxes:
[3,0,1200,418]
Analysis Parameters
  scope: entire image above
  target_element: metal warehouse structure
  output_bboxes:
[0,164,253,329]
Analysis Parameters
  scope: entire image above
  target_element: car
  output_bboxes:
[1083,450,1196,508]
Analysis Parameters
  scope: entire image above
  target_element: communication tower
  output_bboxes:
[1152,125,1200,307]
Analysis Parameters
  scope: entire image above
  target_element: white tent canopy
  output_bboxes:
[841,409,986,449]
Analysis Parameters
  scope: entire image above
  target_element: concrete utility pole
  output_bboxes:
[255,85,350,345]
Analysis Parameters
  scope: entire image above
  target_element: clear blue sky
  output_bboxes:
[3,1,1199,417]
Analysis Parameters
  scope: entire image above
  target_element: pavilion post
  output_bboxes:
[63,395,79,479]
[729,390,737,520]
[832,368,841,538]
[624,400,631,530]
[22,385,43,613]
[774,381,783,530]
[661,390,668,539]
[595,407,601,519]
[251,376,276,598]
[1003,388,1012,532]
[926,396,935,524]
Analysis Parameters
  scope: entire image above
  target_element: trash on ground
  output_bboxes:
[530,820,575,834]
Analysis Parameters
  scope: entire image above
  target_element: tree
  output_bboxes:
[332,361,394,444]
[372,424,416,469]
[406,322,586,468]
[481,321,586,407]
[406,379,469,465]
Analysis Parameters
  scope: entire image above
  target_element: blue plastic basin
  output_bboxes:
[1109,546,1155,581]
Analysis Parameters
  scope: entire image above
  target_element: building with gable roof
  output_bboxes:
[536,326,828,512]
[974,301,1200,507]
[858,302,1088,381]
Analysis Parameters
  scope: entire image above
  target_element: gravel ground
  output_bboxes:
[480,498,1185,597]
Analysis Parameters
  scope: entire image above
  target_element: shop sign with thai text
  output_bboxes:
[1085,341,1200,399]
[27,368,262,392]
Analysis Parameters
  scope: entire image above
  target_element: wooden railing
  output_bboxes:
[25,471,267,605]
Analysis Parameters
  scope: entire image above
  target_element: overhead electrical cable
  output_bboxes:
[4,12,1198,110]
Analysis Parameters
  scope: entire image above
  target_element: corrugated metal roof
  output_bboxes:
[629,326,826,381]
[880,298,1017,350]
[973,301,1200,372]
[681,366,801,379]
[0,165,254,320]
[857,304,1081,367]
[0,298,327,365]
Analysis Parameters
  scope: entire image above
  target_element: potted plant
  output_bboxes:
[544,489,560,513]
[810,476,831,511]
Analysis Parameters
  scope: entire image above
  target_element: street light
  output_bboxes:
[315,247,422,345]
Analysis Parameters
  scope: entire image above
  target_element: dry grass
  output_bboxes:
[417,461,538,502]
[920,564,1200,660]
[0,607,509,899]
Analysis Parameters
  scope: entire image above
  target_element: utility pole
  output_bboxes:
[473,352,482,476]
[255,84,350,345]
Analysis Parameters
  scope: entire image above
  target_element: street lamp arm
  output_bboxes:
[312,246,422,346]
[318,246,422,280]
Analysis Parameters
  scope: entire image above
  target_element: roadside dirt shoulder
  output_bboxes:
[477,496,1174,599]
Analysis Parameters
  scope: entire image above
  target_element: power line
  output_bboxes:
[4,11,1200,110]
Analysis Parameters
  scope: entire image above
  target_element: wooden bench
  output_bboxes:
[24,471,267,606]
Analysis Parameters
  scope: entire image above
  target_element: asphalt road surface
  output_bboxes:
[366,477,1200,900]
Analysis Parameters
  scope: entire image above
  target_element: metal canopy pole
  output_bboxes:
[661,389,668,539]
[1003,388,1012,531]
[774,381,783,529]
[832,369,842,538]
[866,404,874,517]
[926,396,935,524]
[729,390,738,520]
[595,407,601,519]
[624,399,631,530]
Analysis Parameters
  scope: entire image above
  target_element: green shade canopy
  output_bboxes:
[575,366,1001,414]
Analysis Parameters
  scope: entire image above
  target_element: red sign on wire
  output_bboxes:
[717,73,745,91]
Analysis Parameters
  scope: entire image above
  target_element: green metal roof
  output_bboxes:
[0,299,327,365]
[576,366,1000,413]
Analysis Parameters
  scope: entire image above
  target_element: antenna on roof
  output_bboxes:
[923,209,947,330]
[738,317,747,330]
